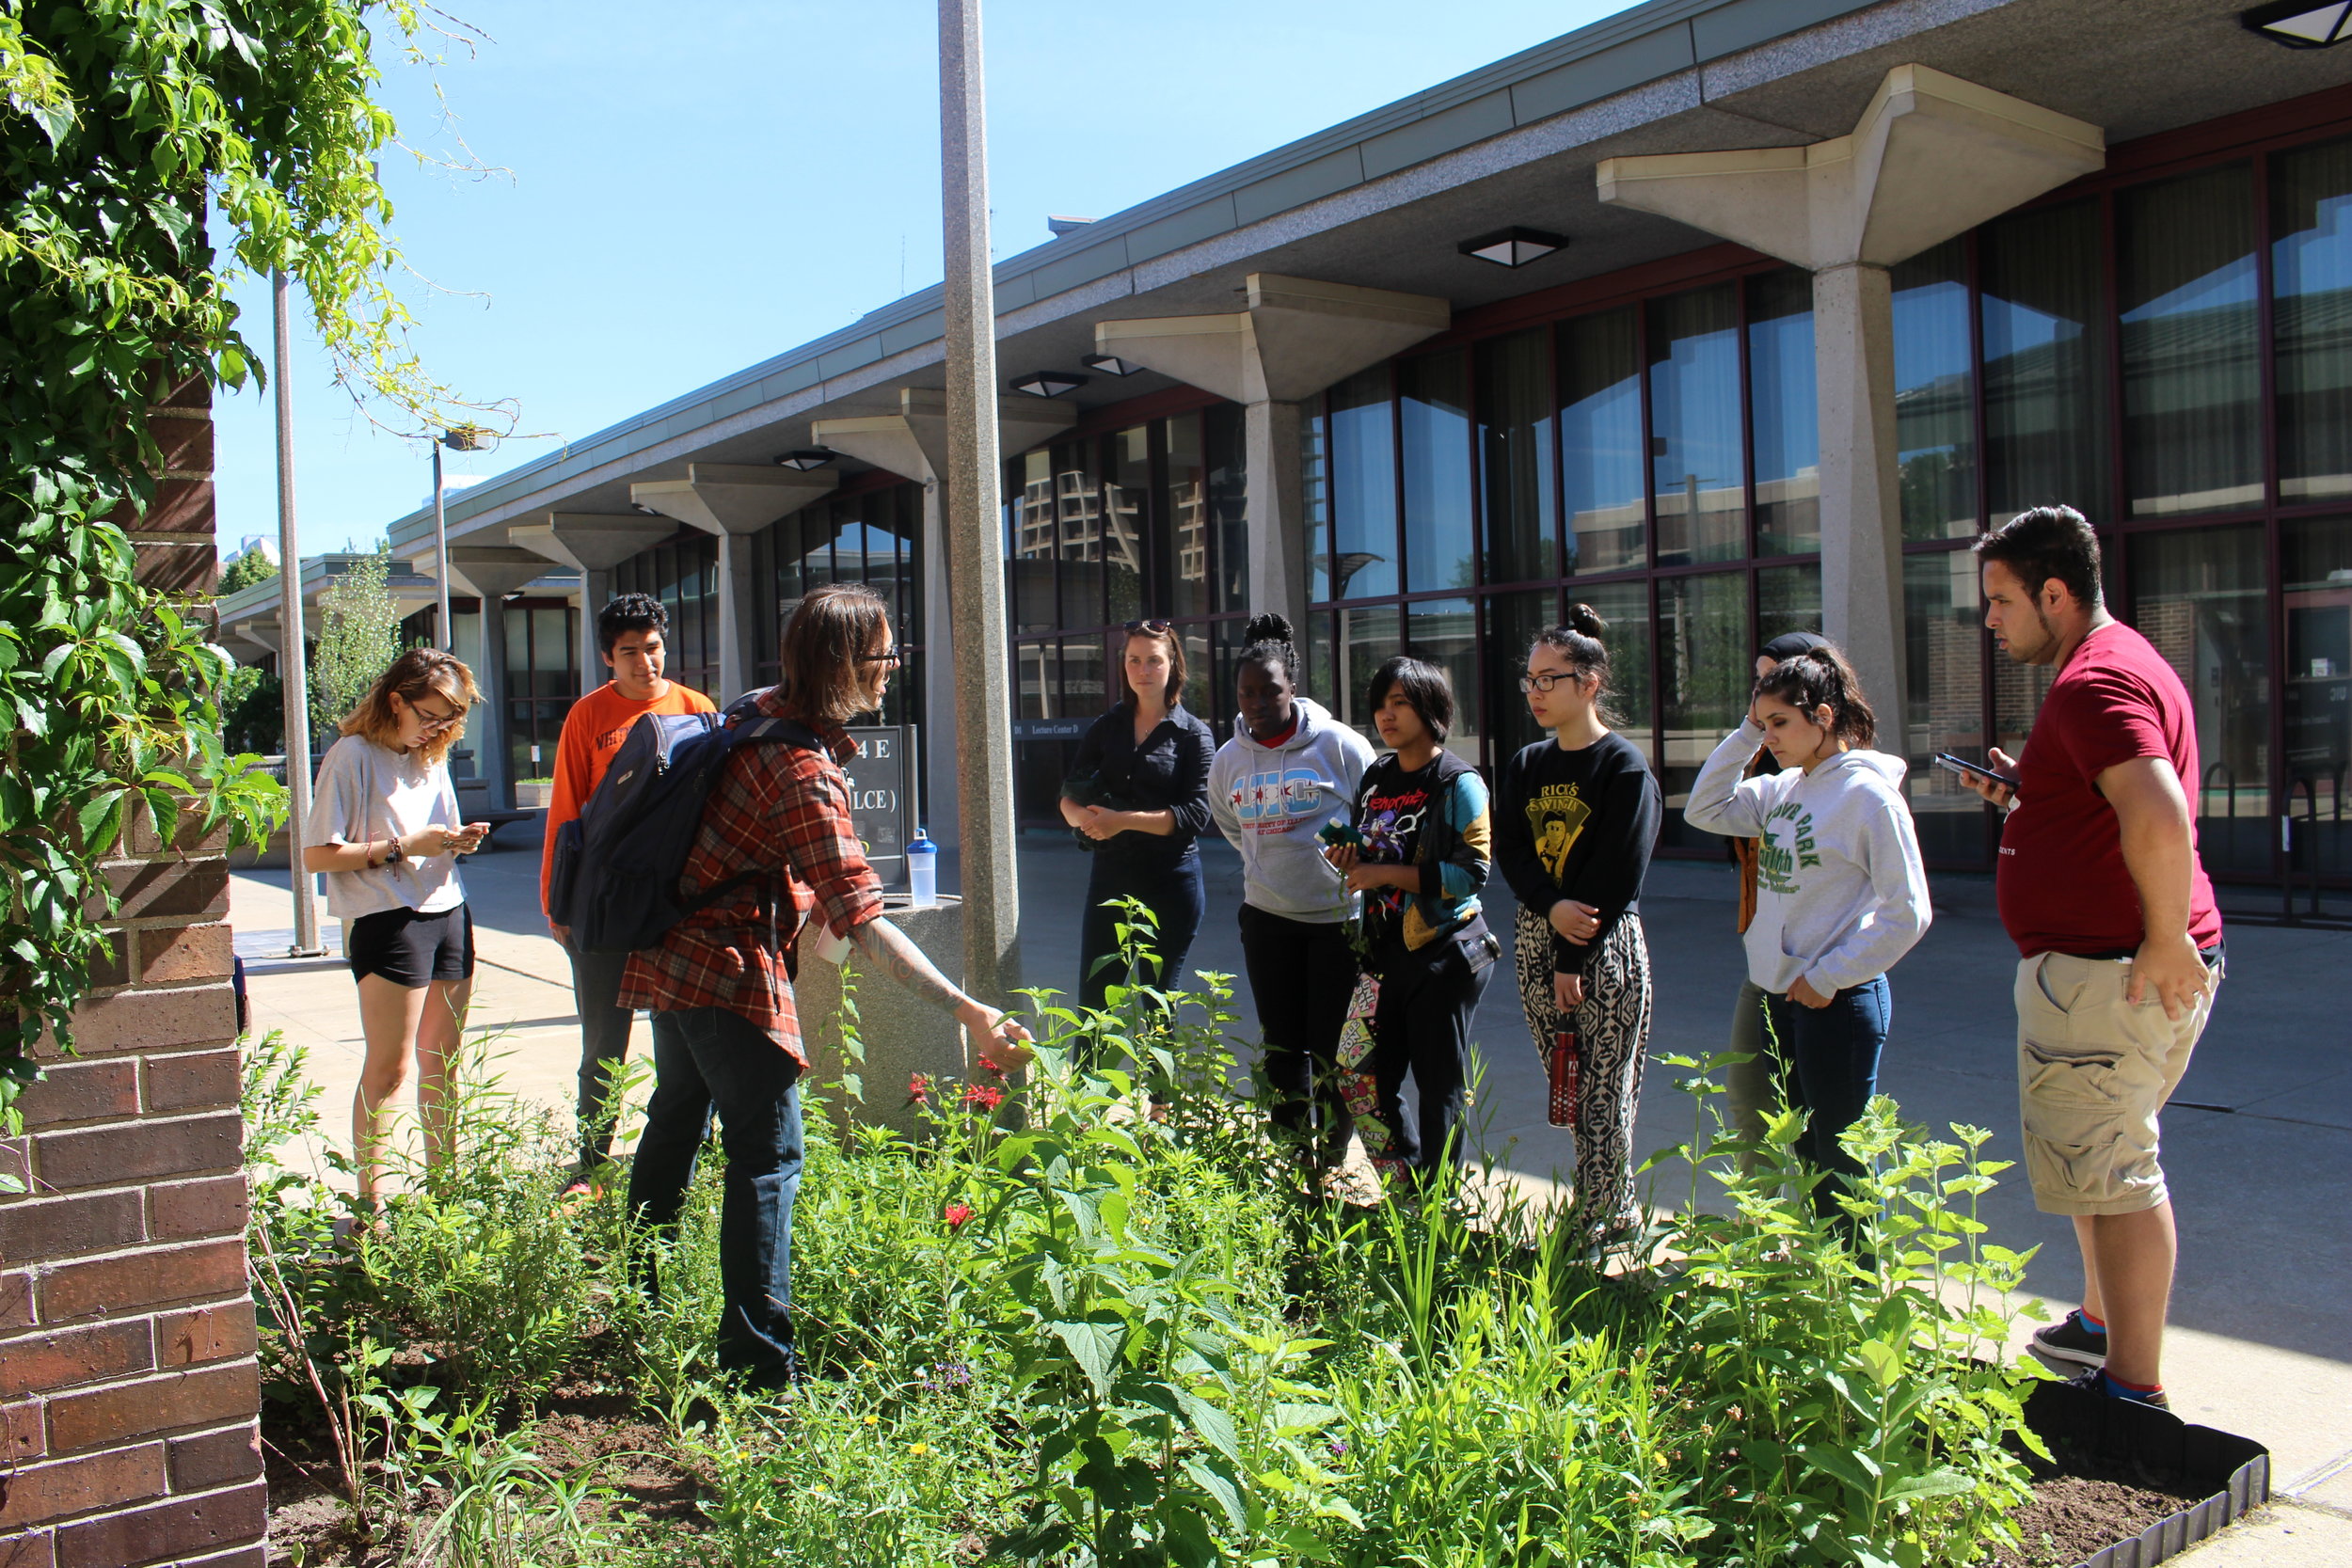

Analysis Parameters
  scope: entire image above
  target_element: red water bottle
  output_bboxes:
[1548,1029,1581,1128]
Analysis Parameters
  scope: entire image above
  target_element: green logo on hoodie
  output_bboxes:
[1756,800,1821,894]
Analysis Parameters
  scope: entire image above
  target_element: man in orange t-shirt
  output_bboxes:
[544,593,714,1195]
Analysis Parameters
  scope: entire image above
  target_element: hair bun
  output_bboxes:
[1565,603,1607,639]
[1244,611,1294,644]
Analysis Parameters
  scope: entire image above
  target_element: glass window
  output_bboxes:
[1303,406,1331,603]
[1010,450,1057,634]
[532,606,570,697]
[1400,351,1474,591]
[1335,603,1402,740]
[1055,443,1105,631]
[1405,596,1480,764]
[1180,621,1215,728]
[1015,640,1054,720]
[1306,609,1336,715]
[1576,580,1653,769]
[1893,240,1978,541]
[1105,427,1150,626]
[1903,551,1990,863]
[2282,517,2352,881]
[1207,403,1249,614]
[1983,198,2109,528]
[2131,526,2273,876]
[1648,285,1746,566]
[1065,633,1109,715]
[1485,590,1558,765]
[1558,309,1646,576]
[1747,269,1820,556]
[1756,560,1821,650]
[1165,417,1209,621]
[2273,136,2352,505]
[2121,164,2263,517]
[1657,571,1750,844]
[1328,368,1398,599]
[1476,328,1557,585]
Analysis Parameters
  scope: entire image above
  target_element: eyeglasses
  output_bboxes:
[1518,672,1577,694]
[856,643,907,667]
[409,699,466,731]
[1123,619,1172,636]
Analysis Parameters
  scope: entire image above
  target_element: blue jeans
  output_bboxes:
[1760,974,1891,1221]
[1077,847,1206,1013]
[627,1006,804,1387]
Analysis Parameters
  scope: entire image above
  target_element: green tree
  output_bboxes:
[1,1,501,1134]
[217,546,279,595]
[309,551,405,741]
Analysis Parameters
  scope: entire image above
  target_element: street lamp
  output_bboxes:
[2241,0,2350,45]
[431,424,494,651]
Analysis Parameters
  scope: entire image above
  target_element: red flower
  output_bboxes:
[961,1081,1005,1111]
[907,1072,930,1105]
[944,1202,975,1229]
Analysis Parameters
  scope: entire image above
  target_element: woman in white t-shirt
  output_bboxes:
[301,649,490,1209]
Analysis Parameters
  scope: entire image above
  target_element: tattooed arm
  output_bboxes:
[849,916,1034,1069]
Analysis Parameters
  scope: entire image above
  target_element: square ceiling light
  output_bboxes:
[2242,0,2350,44]
[1458,227,1569,267]
[775,449,835,470]
[1010,370,1089,398]
[1083,353,1142,377]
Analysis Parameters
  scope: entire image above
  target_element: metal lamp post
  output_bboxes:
[271,270,326,958]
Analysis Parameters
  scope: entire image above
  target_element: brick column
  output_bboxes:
[0,372,268,1565]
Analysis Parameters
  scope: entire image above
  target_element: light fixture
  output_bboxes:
[2242,0,2350,44]
[630,500,661,516]
[775,448,836,470]
[1083,353,1142,377]
[440,424,494,452]
[1047,214,1096,238]
[1010,369,1089,399]
[1457,227,1570,267]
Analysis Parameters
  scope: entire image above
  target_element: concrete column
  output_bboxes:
[1813,263,1906,738]
[510,513,678,698]
[628,465,836,705]
[1093,273,1448,627]
[813,388,1073,857]
[442,546,561,813]
[1597,64,2103,727]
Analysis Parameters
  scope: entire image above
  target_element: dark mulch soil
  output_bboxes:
[1987,1445,2208,1568]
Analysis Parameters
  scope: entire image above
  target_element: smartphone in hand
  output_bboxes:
[1932,752,2006,787]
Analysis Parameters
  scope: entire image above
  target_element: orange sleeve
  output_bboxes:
[541,689,606,916]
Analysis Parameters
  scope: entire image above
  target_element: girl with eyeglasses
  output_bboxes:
[1060,620,1216,1023]
[301,648,493,1213]
[1491,606,1661,1254]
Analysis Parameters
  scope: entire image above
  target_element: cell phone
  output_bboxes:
[1316,819,1365,849]
[1934,752,2008,788]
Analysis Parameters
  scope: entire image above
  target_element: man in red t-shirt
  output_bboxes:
[1956,507,2222,1413]
[542,594,715,1195]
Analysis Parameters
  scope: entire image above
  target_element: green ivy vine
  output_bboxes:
[1,0,480,1135]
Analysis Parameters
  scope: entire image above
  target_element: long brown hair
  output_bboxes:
[1753,642,1878,748]
[340,647,481,767]
[781,581,891,726]
[1120,623,1185,707]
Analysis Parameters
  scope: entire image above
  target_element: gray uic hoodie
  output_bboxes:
[1208,697,1375,924]
[1684,720,1931,996]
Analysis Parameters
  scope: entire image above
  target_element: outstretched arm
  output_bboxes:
[849,915,1034,1069]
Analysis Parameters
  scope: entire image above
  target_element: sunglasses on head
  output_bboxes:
[1124,619,1172,636]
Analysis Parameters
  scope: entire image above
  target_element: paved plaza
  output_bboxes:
[235,822,2352,1557]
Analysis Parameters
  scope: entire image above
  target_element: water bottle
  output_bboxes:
[907,829,938,908]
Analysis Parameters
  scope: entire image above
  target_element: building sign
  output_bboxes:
[1010,717,1093,740]
[842,726,913,881]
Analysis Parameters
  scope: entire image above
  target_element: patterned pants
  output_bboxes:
[1513,906,1654,1235]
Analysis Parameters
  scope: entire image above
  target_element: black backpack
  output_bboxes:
[547,705,822,956]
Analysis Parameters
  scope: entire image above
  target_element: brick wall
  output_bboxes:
[0,373,268,1566]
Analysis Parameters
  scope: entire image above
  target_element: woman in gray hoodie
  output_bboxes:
[1209,613,1375,1170]
[1683,645,1930,1224]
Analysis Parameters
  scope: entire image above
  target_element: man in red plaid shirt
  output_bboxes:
[621,582,1031,1392]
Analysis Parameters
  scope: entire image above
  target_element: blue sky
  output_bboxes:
[215,0,1637,562]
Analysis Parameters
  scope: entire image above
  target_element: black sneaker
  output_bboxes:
[2029,1309,2108,1370]
[2062,1367,2169,1411]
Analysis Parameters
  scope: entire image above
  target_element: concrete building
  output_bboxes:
[377,0,2352,896]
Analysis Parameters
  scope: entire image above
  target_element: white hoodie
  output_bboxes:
[1683,720,1931,997]
[1208,698,1375,923]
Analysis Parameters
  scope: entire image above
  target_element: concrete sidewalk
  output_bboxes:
[235,822,2351,1557]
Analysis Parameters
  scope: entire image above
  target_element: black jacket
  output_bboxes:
[1064,701,1216,869]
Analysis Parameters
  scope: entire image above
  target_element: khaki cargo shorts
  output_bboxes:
[2014,951,2221,1217]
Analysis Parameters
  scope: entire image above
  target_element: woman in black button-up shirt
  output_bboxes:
[1060,622,1216,1016]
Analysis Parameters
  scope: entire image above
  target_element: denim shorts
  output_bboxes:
[2014,950,2221,1217]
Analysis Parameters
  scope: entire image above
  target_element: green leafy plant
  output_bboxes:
[309,548,405,740]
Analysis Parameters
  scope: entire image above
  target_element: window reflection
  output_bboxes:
[1327,367,1398,599]
[1648,286,1746,566]
[2131,527,2273,876]
[1406,596,1480,765]
[1893,241,1978,540]
[1983,199,2109,528]
[1401,350,1474,591]
[1579,580,1653,771]
[1657,572,1750,844]
[1104,427,1149,626]
[1010,450,1058,634]
[1335,603,1402,740]
[2121,165,2264,517]
[1559,309,1645,573]
[2283,518,2352,880]
[1485,590,1557,764]
[1748,270,1820,555]
[1476,329,1557,584]
[2273,136,2352,505]
[1903,552,1990,863]
[1207,404,1249,614]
